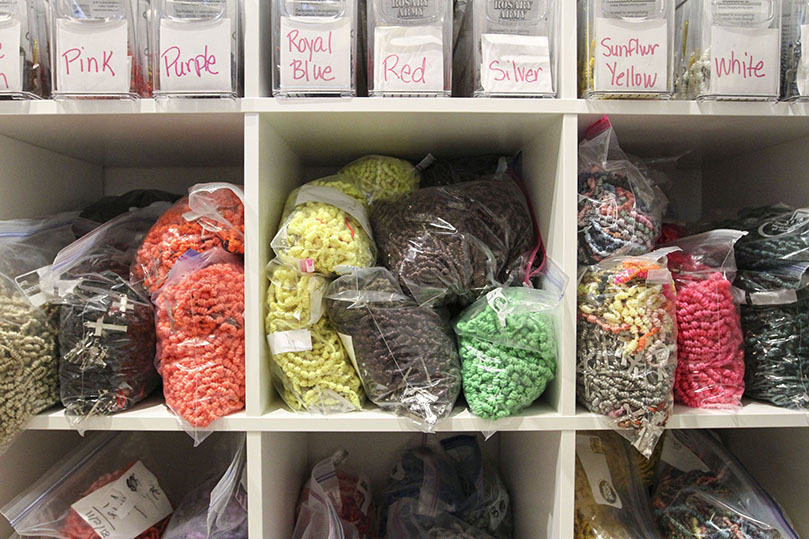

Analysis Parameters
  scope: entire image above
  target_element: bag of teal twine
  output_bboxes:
[453,261,566,421]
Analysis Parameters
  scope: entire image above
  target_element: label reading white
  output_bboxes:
[480,33,552,94]
[295,185,373,239]
[337,332,359,373]
[374,25,444,93]
[660,434,710,473]
[576,435,623,508]
[0,21,21,92]
[71,461,172,539]
[798,25,809,95]
[267,329,313,354]
[709,26,779,96]
[279,16,351,89]
[159,19,232,93]
[56,19,129,93]
[594,18,667,93]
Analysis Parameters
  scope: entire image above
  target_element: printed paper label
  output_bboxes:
[374,25,444,93]
[594,17,667,93]
[0,21,21,92]
[576,435,622,508]
[295,185,373,239]
[71,461,172,539]
[480,33,552,94]
[159,18,232,92]
[56,19,129,93]
[757,208,809,238]
[709,26,779,96]
[267,329,313,354]
[601,0,662,18]
[279,16,351,89]
[337,332,359,373]
[660,434,710,473]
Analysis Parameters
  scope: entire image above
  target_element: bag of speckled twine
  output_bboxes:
[577,116,666,265]
[662,230,747,410]
[453,257,567,435]
[651,430,798,539]
[0,213,76,454]
[576,248,678,457]
[265,258,365,414]
[324,267,461,430]
[153,248,245,445]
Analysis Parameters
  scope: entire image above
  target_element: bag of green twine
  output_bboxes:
[454,285,562,421]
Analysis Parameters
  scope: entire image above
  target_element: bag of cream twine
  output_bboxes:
[265,259,364,414]
[662,230,747,409]
[577,248,678,457]
[338,154,421,207]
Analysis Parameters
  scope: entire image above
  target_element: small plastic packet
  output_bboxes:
[735,264,809,409]
[663,230,747,409]
[0,213,76,453]
[163,434,248,539]
[293,449,375,539]
[453,266,564,422]
[578,116,666,265]
[154,248,245,443]
[271,175,377,276]
[265,259,364,414]
[722,205,809,270]
[324,267,461,429]
[574,431,661,539]
[338,155,421,206]
[1,431,174,538]
[380,435,512,539]
[577,248,678,457]
[371,171,535,307]
[133,183,245,294]
[652,429,799,539]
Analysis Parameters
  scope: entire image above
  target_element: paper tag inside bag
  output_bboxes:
[0,20,22,92]
[374,25,444,93]
[268,329,313,354]
[481,33,552,94]
[338,332,359,373]
[660,434,709,473]
[71,461,172,539]
[279,16,351,89]
[56,19,130,93]
[576,435,623,509]
[159,18,232,93]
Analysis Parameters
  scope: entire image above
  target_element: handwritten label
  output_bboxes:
[71,461,172,539]
[576,435,623,509]
[480,33,552,94]
[56,19,129,93]
[0,21,21,92]
[594,18,667,93]
[279,17,350,89]
[710,26,779,96]
[267,329,313,354]
[374,25,444,93]
[159,18,232,92]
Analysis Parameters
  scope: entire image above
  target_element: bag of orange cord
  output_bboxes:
[1,432,174,539]
[132,183,245,295]
[153,248,245,445]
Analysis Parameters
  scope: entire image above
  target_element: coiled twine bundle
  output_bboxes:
[339,155,420,205]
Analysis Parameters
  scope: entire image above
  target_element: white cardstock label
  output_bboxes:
[0,21,21,92]
[480,33,552,94]
[267,329,313,354]
[70,461,172,539]
[710,26,779,96]
[56,19,129,93]
[337,332,359,373]
[660,434,710,473]
[374,25,444,93]
[295,184,373,239]
[576,435,623,509]
[159,18,232,92]
[594,18,667,92]
[798,25,809,95]
[279,16,351,89]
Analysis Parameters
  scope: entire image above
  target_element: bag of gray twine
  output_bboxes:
[324,267,462,430]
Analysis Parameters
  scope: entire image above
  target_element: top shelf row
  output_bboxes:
[4,0,809,102]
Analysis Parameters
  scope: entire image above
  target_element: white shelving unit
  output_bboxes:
[1,1,809,538]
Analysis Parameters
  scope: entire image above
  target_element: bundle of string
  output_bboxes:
[155,261,245,428]
[652,467,785,539]
[297,470,376,539]
[668,251,745,408]
[736,270,809,409]
[576,258,677,456]
[339,155,420,205]
[577,164,659,265]
[59,463,171,539]
[455,294,557,420]
[265,262,364,413]
[0,278,59,449]
[133,189,244,294]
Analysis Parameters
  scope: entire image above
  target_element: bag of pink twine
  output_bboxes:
[153,248,245,444]
[664,230,747,409]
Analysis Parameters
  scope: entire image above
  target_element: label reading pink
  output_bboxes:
[56,19,129,93]
[709,25,778,96]
[594,17,667,93]
[374,25,444,93]
[159,18,232,93]
[0,21,21,92]
[279,16,350,89]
